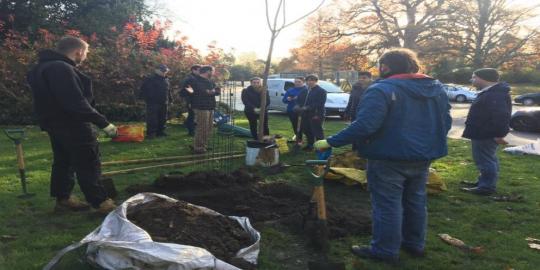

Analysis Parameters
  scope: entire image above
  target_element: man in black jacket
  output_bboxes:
[139,64,171,138]
[295,74,327,151]
[188,65,220,153]
[461,68,512,195]
[241,77,270,139]
[345,71,372,150]
[179,64,201,136]
[27,36,117,214]
[345,71,372,121]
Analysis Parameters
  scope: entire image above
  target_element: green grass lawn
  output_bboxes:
[1,113,539,270]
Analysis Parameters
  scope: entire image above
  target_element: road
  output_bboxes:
[448,103,539,146]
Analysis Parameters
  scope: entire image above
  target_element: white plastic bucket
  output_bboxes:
[245,140,279,167]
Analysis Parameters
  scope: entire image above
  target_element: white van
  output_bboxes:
[266,78,350,118]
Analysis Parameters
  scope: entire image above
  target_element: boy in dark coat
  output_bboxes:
[295,74,327,151]
[241,77,270,140]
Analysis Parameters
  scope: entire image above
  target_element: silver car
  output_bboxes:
[267,79,349,118]
[443,84,477,102]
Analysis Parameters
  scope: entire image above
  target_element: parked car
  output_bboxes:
[443,84,477,102]
[514,93,540,106]
[510,110,540,133]
[266,78,349,118]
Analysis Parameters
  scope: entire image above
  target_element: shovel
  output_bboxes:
[4,129,35,199]
[291,114,303,153]
[304,158,345,270]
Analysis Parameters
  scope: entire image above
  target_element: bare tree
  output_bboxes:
[449,0,539,68]
[330,0,451,53]
[257,0,325,141]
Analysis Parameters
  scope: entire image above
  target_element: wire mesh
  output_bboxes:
[197,81,243,173]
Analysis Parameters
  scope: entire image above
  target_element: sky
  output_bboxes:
[158,0,328,60]
[156,0,539,61]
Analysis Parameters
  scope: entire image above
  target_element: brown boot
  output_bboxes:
[96,198,117,214]
[55,195,90,212]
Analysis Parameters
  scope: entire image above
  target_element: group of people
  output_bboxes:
[240,74,327,151]
[28,36,513,265]
[139,63,220,154]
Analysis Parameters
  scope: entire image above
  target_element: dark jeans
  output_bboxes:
[287,111,301,139]
[46,125,107,208]
[185,106,195,135]
[367,159,431,258]
[146,103,167,136]
[245,110,269,140]
[301,115,324,146]
[471,139,499,192]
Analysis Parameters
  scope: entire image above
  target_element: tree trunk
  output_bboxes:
[258,31,277,141]
[403,1,418,50]
[473,0,490,68]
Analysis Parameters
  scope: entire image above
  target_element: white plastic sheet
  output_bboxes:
[503,139,540,156]
[44,193,260,270]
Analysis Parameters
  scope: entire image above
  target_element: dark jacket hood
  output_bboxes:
[378,74,443,100]
[38,49,76,66]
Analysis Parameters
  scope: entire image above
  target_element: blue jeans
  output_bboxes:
[367,160,431,258]
[471,139,499,192]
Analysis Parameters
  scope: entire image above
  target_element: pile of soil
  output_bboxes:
[126,169,371,238]
[127,198,256,269]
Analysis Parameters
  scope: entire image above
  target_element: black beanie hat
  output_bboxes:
[473,68,499,82]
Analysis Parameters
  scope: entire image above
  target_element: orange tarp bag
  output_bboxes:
[111,125,145,142]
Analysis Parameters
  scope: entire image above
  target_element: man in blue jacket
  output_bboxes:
[460,68,511,195]
[314,49,452,263]
[282,77,307,140]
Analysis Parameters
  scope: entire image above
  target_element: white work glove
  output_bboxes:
[314,139,331,150]
[102,124,118,138]
[254,108,261,114]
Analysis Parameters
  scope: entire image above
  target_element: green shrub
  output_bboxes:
[501,68,540,84]
[0,96,35,125]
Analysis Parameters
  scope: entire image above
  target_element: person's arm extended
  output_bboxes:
[327,88,389,147]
